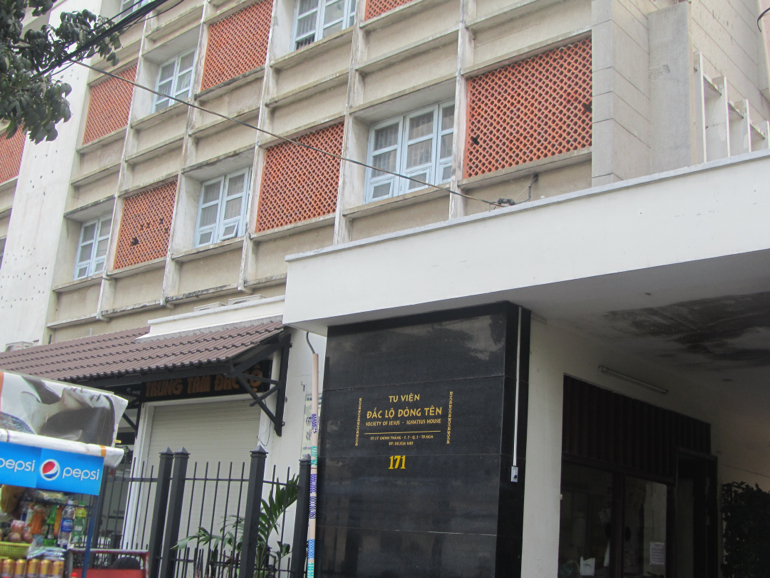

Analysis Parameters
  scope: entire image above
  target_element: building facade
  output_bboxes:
[2,0,770,573]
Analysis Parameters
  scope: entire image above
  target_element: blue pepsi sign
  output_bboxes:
[0,442,104,495]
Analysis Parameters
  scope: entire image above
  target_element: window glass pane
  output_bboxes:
[407,172,428,190]
[372,183,391,199]
[299,0,319,14]
[372,150,396,178]
[155,99,169,111]
[441,165,452,181]
[558,463,615,578]
[226,174,246,196]
[78,242,93,263]
[100,218,112,236]
[222,224,238,238]
[406,140,432,168]
[440,133,453,159]
[176,71,192,93]
[348,0,356,24]
[81,223,96,243]
[408,111,433,140]
[296,36,315,49]
[624,477,667,577]
[324,0,343,24]
[199,205,218,228]
[95,239,109,259]
[76,266,89,279]
[198,231,212,245]
[223,198,242,221]
[93,260,105,273]
[323,22,342,36]
[157,79,173,97]
[179,52,195,71]
[441,105,454,131]
[374,123,399,151]
[159,62,176,83]
[296,12,317,37]
[203,182,221,204]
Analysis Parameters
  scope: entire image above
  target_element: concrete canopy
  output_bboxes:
[284,149,770,424]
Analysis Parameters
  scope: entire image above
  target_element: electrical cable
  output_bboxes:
[74,59,507,208]
[36,0,174,77]
[759,5,770,30]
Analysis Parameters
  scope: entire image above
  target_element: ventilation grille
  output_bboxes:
[0,130,25,184]
[563,376,711,480]
[201,0,272,92]
[114,181,177,270]
[365,0,414,20]
[82,66,136,145]
[465,38,592,179]
[256,123,343,232]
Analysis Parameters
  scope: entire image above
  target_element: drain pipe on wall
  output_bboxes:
[306,332,319,578]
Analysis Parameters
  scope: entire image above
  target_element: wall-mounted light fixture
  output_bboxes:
[598,366,668,395]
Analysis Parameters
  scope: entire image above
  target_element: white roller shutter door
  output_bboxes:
[126,400,260,550]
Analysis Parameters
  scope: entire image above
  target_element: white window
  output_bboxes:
[74,215,112,280]
[194,169,250,247]
[120,0,146,15]
[153,50,196,112]
[365,101,454,203]
[292,0,356,50]
[0,238,5,270]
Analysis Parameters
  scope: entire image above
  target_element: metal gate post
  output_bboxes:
[159,448,189,578]
[148,449,174,578]
[238,448,267,578]
[90,466,110,547]
[290,458,311,578]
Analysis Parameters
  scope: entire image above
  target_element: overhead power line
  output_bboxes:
[75,60,511,208]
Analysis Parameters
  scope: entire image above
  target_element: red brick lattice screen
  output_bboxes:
[464,38,592,179]
[201,0,272,92]
[82,66,136,145]
[114,181,177,269]
[0,130,25,184]
[365,0,414,20]
[256,123,343,232]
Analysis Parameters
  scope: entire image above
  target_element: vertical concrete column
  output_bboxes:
[648,2,695,173]
[591,0,651,186]
[449,0,475,220]
[705,75,730,161]
[239,0,281,287]
[333,18,368,245]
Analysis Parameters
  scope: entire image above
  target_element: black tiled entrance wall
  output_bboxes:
[317,304,530,578]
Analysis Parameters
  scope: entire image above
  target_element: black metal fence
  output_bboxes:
[80,449,310,578]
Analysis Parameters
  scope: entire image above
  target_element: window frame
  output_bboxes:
[364,101,455,204]
[120,0,146,15]
[152,49,197,113]
[194,168,251,248]
[291,0,356,51]
[73,214,112,280]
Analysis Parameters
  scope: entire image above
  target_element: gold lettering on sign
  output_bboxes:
[355,398,362,446]
[388,456,406,469]
[446,391,453,444]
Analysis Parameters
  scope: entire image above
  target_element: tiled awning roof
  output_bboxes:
[0,321,283,384]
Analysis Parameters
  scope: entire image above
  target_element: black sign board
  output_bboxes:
[317,304,531,578]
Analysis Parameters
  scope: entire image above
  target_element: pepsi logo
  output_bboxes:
[40,459,60,481]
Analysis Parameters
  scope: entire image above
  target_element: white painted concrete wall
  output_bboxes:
[0,0,100,349]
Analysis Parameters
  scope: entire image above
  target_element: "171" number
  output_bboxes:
[389,455,406,469]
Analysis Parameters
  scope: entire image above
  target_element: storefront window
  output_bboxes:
[558,463,614,577]
[623,476,667,577]
[557,464,668,578]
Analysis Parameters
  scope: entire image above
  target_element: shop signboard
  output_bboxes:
[0,441,104,495]
[132,361,271,403]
